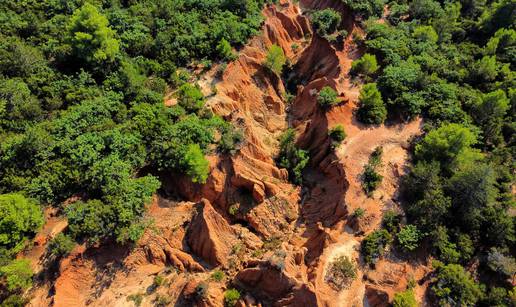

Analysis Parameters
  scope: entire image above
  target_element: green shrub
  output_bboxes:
[182,144,209,184]
[0,193,44,252]
[351,53,378,77]
[325,256,356,289]
[216,38,236,61]
[431,261,483,306]
[361,148,383,196]
[382,210,401,233]
[48,233,75,258]
[317,86,339,108]
[310,8,342,36]
[342,0,386,18]
[177,83,205,113]
[0,259,34,291]
[352,208,366,219]
[264,45,286,75]
[357,83,386,125]
[211,270,225,281]
[393,289,417,307]
[397,225,421,251]
[153,275,164,287]
[328,125,346,146]
[224,288,241,306]
[361,229,391,265]
[277,129,309,184]
[66,3,120,64]
[127,293,144,307]
[228,204,239,216]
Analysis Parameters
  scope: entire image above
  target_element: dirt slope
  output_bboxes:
[26,1,429,306]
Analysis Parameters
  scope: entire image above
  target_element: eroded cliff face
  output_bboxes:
[27,1,428,306]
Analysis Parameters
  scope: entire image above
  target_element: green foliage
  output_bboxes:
[264,45,286,75]
[350,53,378,77]
[211,270,225,282]
[183,144,209,184]
[127,293,144,307]
[217,39,236,61]
[361,229,391,265]
[317,86,339,108]
[177,84,205,113]
[415,123,482,172]
[357,83,386,125]
[342,0,386,19]
[0,193,43,252]
[224,288,241,307]
[277,129,309,184]
[310,9,342,36]
[153,275,164,287]
[361,147,383,195]
[66,3,120,64]
[393,289,417,307]
[397,225,421,251]
[487,248,516,279]
[325,256,356,289]
[431,261,484,306]
[382,210,402,233]
[48,233,75,258]
[352,208,366,219]
[473,89,509,146]
[0,259,33,291]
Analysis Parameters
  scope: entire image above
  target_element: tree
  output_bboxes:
[0,259,34,291]
[66,3,120,64]
[182,144,209,184]
[342,0,386,18]
[487,248,516,279]
[264,44,286,75]
[0,193,43,252]
[357,83,386,124]
[278,129,309,184]
[447,163,497,234]
[361,229,392,265]
[328,125,346,146]
[216,38,235,61]
[317,86,339,108]
[393,289,417,307]
[224,288,241,307]
[310,8,342,36]
[177,84,205,113]
[350,53,378,77]
[415,123,482,172]
[473,90,509,146]
[47,233,75,258]
[470,55,498,83]
[431,261,484,306]
[397,225,421,251]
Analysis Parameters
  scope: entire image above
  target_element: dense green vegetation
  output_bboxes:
[350,0,515,302]
[0,0,265,300]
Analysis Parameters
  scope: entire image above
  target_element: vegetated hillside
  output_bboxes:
[0,0,265,303]
[0,0,514,306]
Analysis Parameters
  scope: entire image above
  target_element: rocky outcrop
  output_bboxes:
[234,248,323,306]
[187,199,239,267]
[365,286,390,307]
